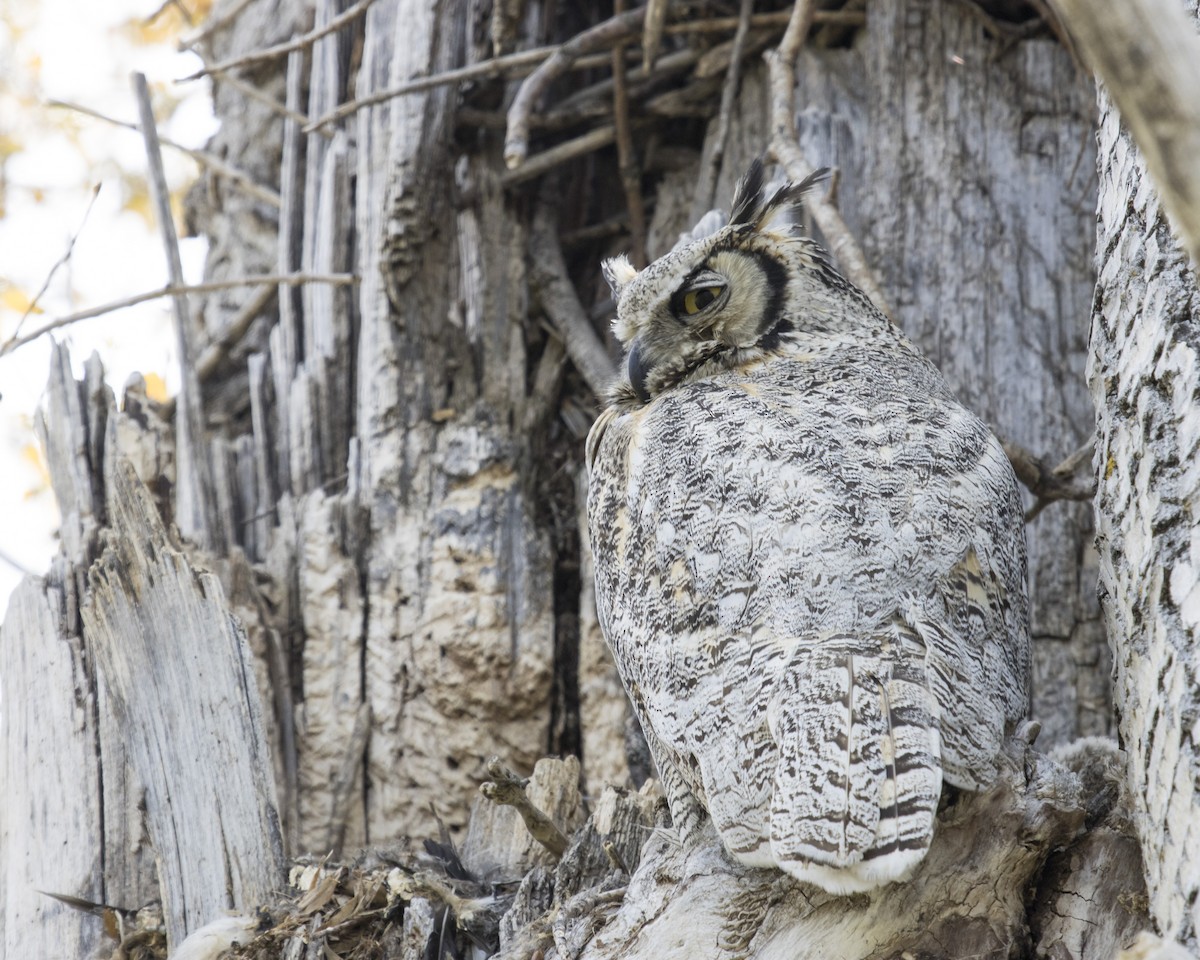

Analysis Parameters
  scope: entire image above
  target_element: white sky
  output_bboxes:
[0,0,216,616]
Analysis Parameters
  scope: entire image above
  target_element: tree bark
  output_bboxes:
[1088,29,1200,957]
[2,0,1187,956]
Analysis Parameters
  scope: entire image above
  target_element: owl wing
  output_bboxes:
[587,359,1028,891]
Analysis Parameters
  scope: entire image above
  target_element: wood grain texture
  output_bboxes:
[1090,74,1200,949]
[0,576,103,959]
[1051,0,1200,271]
[353,0,557,845]
[81,458,284,947]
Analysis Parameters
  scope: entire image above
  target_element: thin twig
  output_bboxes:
[217,72,333,139]
[500,124,620,188]
[50,100,281,207]
[1002,438,1096,523]
[148,0,193,26]
[664,10,865,34]
[0,547,35,577]
[765,1,893,318]
[554,46,697,117]
[134,77,190,351]
[179,0,255,50]
[3,183,102,352]
[305,8,866,136]
[0,275,356,357]
[1023,0,1082,70]
[642,0,670,71]
[693,0,755,220]
[305,44,556,133]
[611,0,647,267]
[195,282,276,381]
[327,703,371,859]
[529,201,617,396]
[505,7,646,169]
[180,0,376,80]
[135,70,217,550]
[480,757,569,859]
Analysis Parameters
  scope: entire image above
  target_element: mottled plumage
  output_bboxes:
[586,161,1030,894]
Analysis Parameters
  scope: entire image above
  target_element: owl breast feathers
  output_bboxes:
[586,161,1031,894]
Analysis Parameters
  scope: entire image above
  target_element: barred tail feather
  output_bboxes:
[766,636,942,893]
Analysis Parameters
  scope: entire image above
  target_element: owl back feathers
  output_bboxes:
[587,163,1031,895]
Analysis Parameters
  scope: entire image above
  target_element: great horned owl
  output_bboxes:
[586,161,1030,894]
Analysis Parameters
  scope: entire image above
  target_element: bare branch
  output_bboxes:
[611,0,647,268]
[303,7,849,137]
[2,183,102,353]
[642,0,669,71]
[1001,438,1096,522]
[765,1,893,319]
[500,124,620,188]
[135,70,218,550]
[504,7,645,169]
[479,757,569,859]
[664,10,865,35]
[50,99,281,207]
[0,275,356,357]
[0,547,35,577]
[529,203,617,397]
[180,0,376,81]
[195,282,276,382]
[1048,0,1200,271]
[216,72,334,139]
[304,44,557,133]
[693,0,755,219]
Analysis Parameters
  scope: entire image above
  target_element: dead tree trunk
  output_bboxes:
[0,0,1188,956]
[1088,35,1200,960]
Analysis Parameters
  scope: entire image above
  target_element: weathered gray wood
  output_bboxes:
[1052,0,1200,273]
[295,490,366,856]
[351,0,558,847]
[462,756,585,881]
[0,576,102,958]
[1031,739,1151,959]
[81,456,284,947]
[1090,68,1200,952]
[35,343,104,562]
[7,1,1184,956]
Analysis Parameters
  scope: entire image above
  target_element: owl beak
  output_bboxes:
[627,339,651,404]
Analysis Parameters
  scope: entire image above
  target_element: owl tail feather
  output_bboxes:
[766,634,942,894]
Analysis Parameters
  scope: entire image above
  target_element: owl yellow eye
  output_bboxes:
[682,286,723,315]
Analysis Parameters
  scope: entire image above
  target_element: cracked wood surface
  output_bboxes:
[1090,33,1200,950]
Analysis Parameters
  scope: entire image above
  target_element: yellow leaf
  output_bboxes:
[123,187,154,228]
[143,372,170,403]
[125,6,187,45]
[1,286,42,315]
[21,442,51,496]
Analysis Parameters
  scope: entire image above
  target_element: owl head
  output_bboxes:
[601,160,873,405]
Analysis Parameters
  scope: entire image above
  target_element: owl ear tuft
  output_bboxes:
[602,254,638,299]
[757,167,830,235]
[730,160,830,236]
[729,158,767,226]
